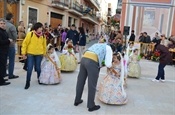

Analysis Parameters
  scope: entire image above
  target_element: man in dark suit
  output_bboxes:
[0,18,13,86]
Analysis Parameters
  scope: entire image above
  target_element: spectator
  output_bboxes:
[6,13,19,79]
[139,33,144,42]
[60,28,68,52]
[129,30,135,42]
[21,22,47,89]
[160,34,169,47]
[115,30,123,43]
[27,23,33,33]
[0,18,13,86]
[143,32,151,43]
[18,21,26,39]
[152,32,160,42]
[77,27,86,63]
[66,24,79,51]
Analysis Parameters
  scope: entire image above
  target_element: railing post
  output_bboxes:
[4,0,7,18]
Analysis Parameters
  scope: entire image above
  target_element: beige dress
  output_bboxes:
[128,54,141,78]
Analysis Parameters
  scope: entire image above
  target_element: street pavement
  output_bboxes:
[0,40,175,115]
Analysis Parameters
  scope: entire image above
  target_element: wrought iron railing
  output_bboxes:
[52,0,69,7]
[71,3,83,14]
[87,13,98,22]
[93,0,100,8]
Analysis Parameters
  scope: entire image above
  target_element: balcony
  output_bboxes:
[68,2,83,16]
[51,0,69,10]
[82,13,99,25]
[84,0,100,11]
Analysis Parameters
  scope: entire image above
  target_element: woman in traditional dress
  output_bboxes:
[98,53,128,105]
[59,39,77,71]
[39,44,61,84]
[128,49,141,78]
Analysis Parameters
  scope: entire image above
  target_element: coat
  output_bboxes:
[0,28,10,54]
[156,44,172,64]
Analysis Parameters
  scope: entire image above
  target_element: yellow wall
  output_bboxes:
[21,0,50,27]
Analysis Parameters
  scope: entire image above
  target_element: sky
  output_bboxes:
[107,0,118,15]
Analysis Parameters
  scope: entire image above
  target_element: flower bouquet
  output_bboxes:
[67,44,74,53]
[151,50,160,62]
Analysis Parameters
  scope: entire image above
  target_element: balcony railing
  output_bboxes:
[93,0,100,8]
[52,0,69,7]
[71,3,83,14]
[87,13,98,22]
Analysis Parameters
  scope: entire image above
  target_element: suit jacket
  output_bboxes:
[0,28,10,54]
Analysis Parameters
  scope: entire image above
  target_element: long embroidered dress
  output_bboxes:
[39,51,61,84]
[98,54,128,105]
[128,54,141,78]
[59,44,77,71]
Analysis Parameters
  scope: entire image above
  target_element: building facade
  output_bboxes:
[120,0,175,39]
[1,0,108,40]
[0,0,19,26]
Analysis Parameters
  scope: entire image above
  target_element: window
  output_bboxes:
[28,7,37,25]
[68,17,72,27]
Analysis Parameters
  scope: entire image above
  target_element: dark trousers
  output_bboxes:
[75,57,100,108]
[26,54,43,81]
[155,63,166,80]
[60,41,65,52]
[0,53,8,84]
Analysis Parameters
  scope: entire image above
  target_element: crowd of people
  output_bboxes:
[0,12,174,112]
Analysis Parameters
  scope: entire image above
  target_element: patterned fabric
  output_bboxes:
[98,64,128,105]
[59,54,77,71]
[87,43,106,67]
[128,54,141,78]
[39,54,61,84]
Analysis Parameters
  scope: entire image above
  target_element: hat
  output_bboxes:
[71,24,76,27]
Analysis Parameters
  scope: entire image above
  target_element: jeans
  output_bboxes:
[8,47,15,78]
[26,54,43,81]
[155,63,166,80]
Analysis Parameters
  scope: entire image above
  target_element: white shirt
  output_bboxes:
[105,45,113,68]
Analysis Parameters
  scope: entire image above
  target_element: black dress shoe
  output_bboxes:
[74,99,83,106]
[4,79,8,81]
[9,75,19,79]
[88,105,100,112]
[24,81,30,89]
[38,80,42,85]
[0,82,11,86]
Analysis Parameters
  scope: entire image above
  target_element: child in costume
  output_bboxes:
[98,53,128,105]
[128,49,141,78]
[59,39,77,71]
[39,44,61,84]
